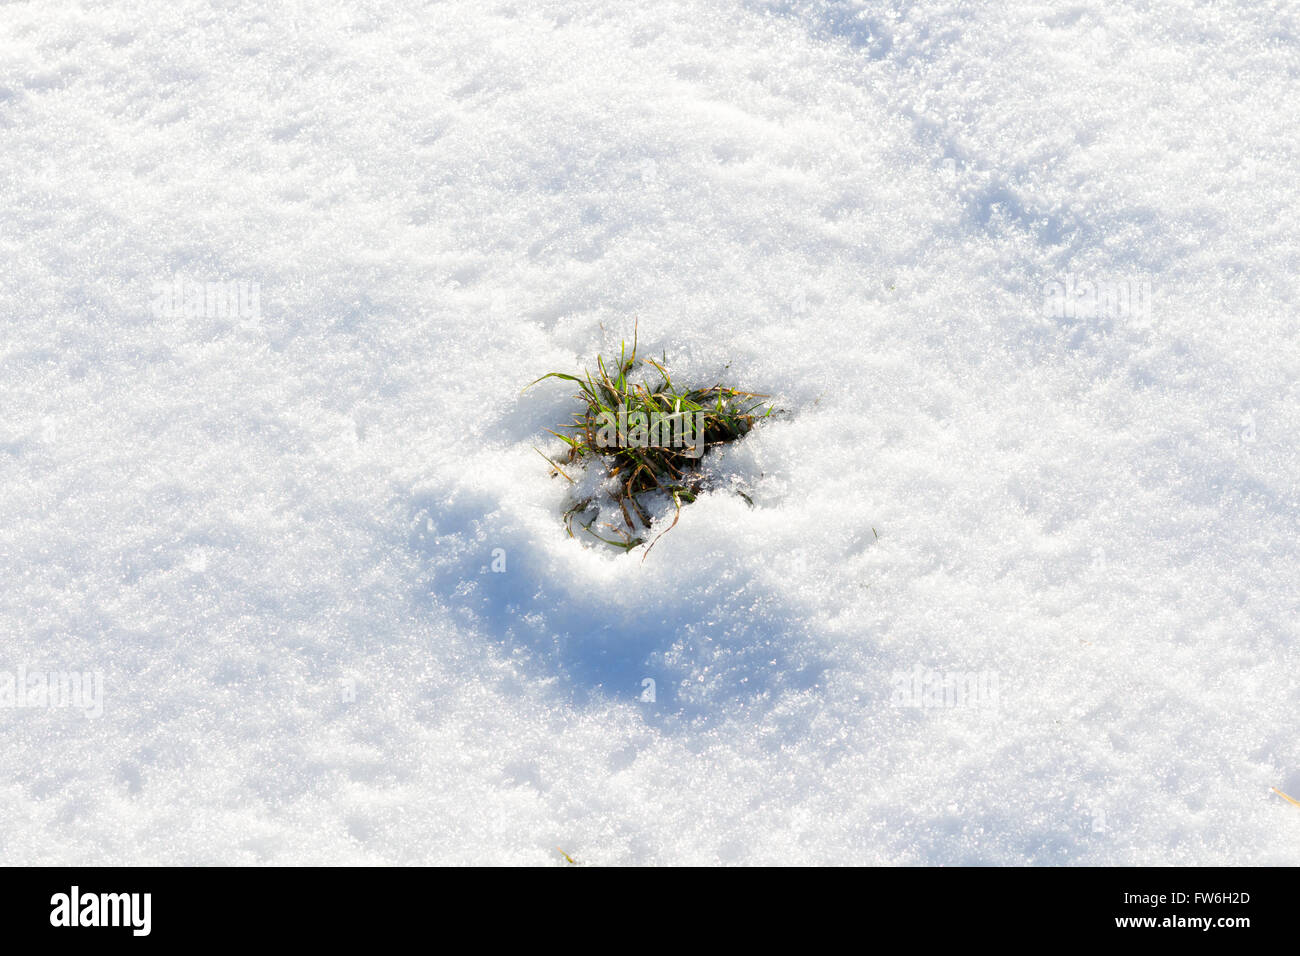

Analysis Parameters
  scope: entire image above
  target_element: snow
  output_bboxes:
[1,0,1298,864]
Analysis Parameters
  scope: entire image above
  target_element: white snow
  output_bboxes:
[1,0,1298,864]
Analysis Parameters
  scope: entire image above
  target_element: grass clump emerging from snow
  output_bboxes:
[525,326,773,556]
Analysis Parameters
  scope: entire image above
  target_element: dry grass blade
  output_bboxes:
[1272,786,1300,809]
[533,447,574,483]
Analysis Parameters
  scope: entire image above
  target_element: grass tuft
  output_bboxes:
[524,323,774,557]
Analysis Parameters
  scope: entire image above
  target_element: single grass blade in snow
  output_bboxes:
[524,324,774,555]
[1271,787,1300,809]
[533,447,574,483]
[555,847,579,865]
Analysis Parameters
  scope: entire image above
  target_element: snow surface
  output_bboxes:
[2,0,1298,864]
